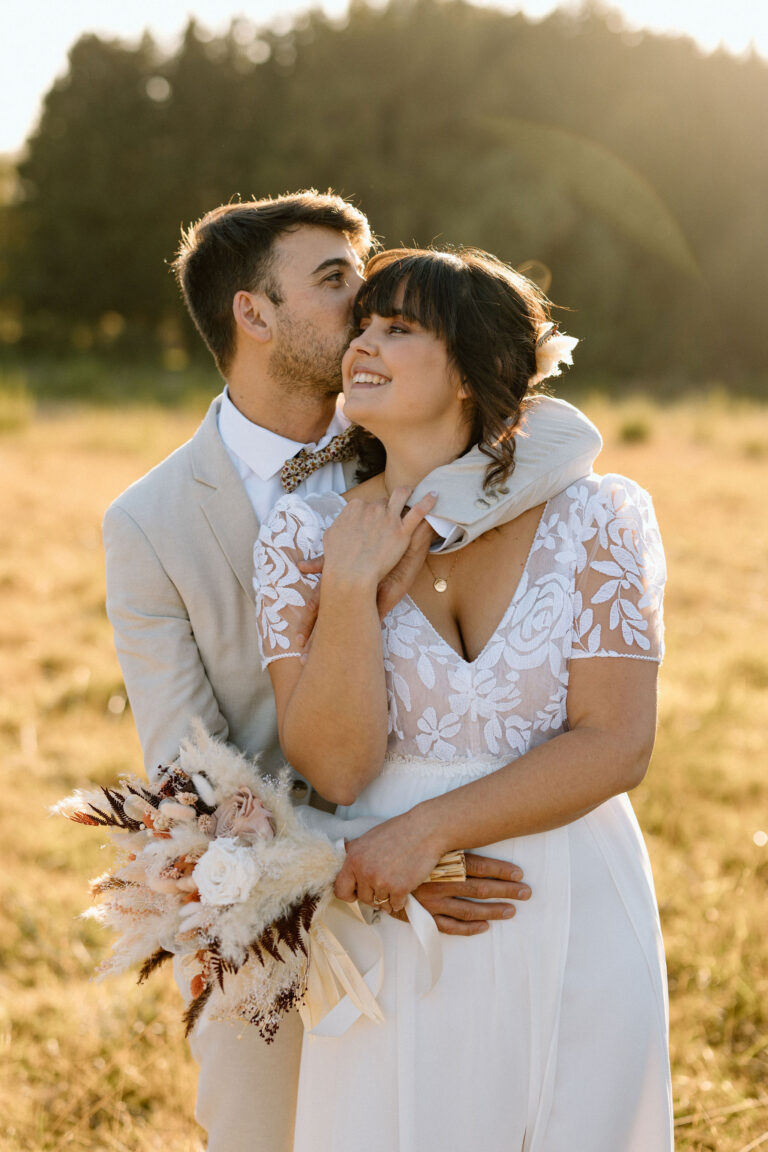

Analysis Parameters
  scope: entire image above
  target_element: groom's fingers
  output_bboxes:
[464,853,526,884]
[422,877,531,903]
[297,556,324,574]
[411,854,532,934]
[431,914,492,937]
[412,889,522,927]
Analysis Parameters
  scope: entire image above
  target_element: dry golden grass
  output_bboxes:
[1,392,766,1150]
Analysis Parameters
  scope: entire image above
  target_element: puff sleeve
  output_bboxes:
[253,495,325,670]
[570,475,666,662]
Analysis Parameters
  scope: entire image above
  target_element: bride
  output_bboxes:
[253,247,673,1151]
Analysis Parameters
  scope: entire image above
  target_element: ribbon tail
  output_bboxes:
[404,893,443,995]
[299,929,341,1029]
[312,921,385,1024]
[300,899,385,1036]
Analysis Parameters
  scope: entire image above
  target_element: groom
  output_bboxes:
[103,191,601,1151]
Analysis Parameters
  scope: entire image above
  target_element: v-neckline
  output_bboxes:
[322,490,550,668]
[399,500,550,666]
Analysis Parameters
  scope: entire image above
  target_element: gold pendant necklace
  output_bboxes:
[425,554,458,593]
[382,474,459,593]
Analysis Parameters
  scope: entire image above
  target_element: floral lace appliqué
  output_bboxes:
[253,477,666,763]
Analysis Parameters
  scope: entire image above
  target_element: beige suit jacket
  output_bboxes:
[102,391,600,1151]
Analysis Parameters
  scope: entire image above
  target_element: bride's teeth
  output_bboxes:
[353,372,388,384]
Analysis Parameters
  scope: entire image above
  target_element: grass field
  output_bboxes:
[1,388,766,1151]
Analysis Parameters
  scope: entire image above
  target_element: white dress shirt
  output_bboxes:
[218,389,350,524]
[218,388,459,548]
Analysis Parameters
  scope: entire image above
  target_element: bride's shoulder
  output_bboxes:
[556,471,654,511]
[550,472,659,542]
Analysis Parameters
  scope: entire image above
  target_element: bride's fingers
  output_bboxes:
[400,490,438,535]
[386,485,412,519]
[334,859,360,903]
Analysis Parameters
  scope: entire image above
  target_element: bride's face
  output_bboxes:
[341,291,467,439]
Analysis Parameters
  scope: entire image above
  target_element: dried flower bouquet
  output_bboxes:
[54,724,463,1041]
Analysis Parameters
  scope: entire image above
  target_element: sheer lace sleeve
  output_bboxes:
[253,495,324,670]
[570,475,666,662]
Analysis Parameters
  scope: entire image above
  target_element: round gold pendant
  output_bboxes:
[433,577,448,593]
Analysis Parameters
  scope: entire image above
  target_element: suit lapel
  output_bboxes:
[190,395,261,603]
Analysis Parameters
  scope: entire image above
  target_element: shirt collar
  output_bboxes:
[218,389,350,481]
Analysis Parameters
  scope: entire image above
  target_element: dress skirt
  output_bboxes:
[293,755,673,1152]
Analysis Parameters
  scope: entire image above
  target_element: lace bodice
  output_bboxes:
[253,475,666,764]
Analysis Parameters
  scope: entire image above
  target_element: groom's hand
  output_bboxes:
[297,519,435,621]
[410,854,531,936]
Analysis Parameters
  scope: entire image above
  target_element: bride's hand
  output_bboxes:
[334,808,444,913]
[321,487,437,593]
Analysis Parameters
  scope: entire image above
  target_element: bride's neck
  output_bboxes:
[379,426,471,493]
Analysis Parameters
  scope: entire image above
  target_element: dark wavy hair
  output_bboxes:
[350,247,556,491]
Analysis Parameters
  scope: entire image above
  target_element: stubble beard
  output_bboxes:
[268,308,353,398]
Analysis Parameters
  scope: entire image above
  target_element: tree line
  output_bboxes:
[2,0,767,387]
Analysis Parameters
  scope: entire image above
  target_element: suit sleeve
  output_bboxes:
[501,396,603,505]
[103,502,229,779]
[411,396,603,549]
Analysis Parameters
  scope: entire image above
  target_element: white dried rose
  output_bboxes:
[192,837,260,905]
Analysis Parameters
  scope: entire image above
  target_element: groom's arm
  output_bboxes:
[103,502,230,778]
[412,396,601,548]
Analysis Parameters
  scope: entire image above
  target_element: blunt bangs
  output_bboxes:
[354,250,469,342]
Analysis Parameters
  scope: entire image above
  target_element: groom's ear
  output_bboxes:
[232,290,273,344]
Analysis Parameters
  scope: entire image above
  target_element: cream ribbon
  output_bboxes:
[299,892,443,1036]
[299,898,384,1034]
[294,814,445,1036]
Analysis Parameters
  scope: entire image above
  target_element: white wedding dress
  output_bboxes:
[254,474,673,1152]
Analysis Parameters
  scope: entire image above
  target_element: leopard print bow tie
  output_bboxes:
[280,426,357,493]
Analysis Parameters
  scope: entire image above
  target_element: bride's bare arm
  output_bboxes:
[268,488,436,804]
[335,655,658,908]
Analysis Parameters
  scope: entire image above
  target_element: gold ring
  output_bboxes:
[372,894,390,906]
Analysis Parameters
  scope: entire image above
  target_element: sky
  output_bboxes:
[2,0,767,154]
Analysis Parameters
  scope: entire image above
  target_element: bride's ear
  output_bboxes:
[233,290,273,344]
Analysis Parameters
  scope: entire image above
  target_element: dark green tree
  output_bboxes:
[4,0,767,384]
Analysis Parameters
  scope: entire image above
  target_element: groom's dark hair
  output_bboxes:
[172,191,372,374]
